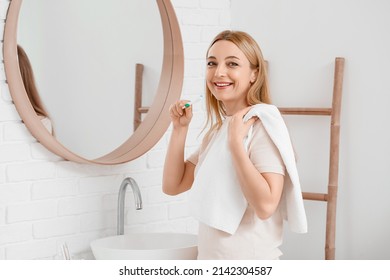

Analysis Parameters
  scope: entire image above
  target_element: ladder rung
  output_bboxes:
[279,107,332,116]
[302,192,328,201]
[138,107,150,114]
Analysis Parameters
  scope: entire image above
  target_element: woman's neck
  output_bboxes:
[223,101,249,116]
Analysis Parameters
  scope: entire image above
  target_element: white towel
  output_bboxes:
[189,119,248,234]
[244,104,307,233]
[189,103,307,234]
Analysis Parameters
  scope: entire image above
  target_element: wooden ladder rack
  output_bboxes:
[278,57,345,259]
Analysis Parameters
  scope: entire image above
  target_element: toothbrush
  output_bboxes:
[182,95,203,109]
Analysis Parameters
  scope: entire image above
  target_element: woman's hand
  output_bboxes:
[228,107,257,149]
[169,100,193,129]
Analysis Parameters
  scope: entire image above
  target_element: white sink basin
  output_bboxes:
[90,232,198,260]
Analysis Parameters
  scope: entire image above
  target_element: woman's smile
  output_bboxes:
[213,81,234,89]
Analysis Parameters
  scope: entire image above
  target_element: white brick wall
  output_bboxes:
[0,82,11,102]
[0,143,31,163]
[6,162,57,182]
[0,223,32,245]
[31,179,78,200]
[7,200,58,223]
[3,122,35,142]
[5,240,57,260]
[0,0,231,259]
[0,165,5,183]
[0,1,8,19]
[0,206,5,225]
[0,182,31,204]
[33,216,79,239]
[79,211,116,233]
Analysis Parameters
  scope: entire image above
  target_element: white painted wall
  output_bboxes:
[231,0,390,259]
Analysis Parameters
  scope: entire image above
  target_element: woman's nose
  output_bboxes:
[215,64,227,77]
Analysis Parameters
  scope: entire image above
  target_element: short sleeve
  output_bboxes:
[248,120,285,175]
[187,147,200,165]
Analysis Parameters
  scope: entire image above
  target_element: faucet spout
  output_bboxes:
[117,177,143,235]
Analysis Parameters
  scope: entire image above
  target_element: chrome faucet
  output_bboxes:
[117,177,142,235]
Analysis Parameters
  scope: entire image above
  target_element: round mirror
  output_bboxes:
[3,0,184,164]
[18,0,164,159]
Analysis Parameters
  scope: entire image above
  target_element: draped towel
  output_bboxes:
[189,103,308,235]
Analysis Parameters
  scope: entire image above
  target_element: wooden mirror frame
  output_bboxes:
[3,0,183,164]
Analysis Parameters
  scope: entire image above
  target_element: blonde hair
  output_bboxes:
[17,45,49,118]
[204,30,271,136]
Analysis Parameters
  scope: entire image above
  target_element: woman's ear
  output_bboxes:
[250,68,258,83]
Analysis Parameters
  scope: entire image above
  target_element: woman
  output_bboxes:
[17,45,53,134]
[162,30,306,259]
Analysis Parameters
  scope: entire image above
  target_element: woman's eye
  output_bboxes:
[228,62,239,67]
[207,61,216,67]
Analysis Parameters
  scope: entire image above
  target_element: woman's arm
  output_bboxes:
[162,101,196,195]
[228,108,284,220]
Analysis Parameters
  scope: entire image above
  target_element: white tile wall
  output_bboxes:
[0,0,231,259]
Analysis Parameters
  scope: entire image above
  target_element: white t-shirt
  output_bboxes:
[187,117,285,259]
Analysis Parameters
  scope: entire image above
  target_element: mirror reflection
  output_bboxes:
[17,0,163,159]
[17,44,54,134]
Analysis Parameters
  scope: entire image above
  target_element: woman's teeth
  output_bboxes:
[215,82,232,87]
